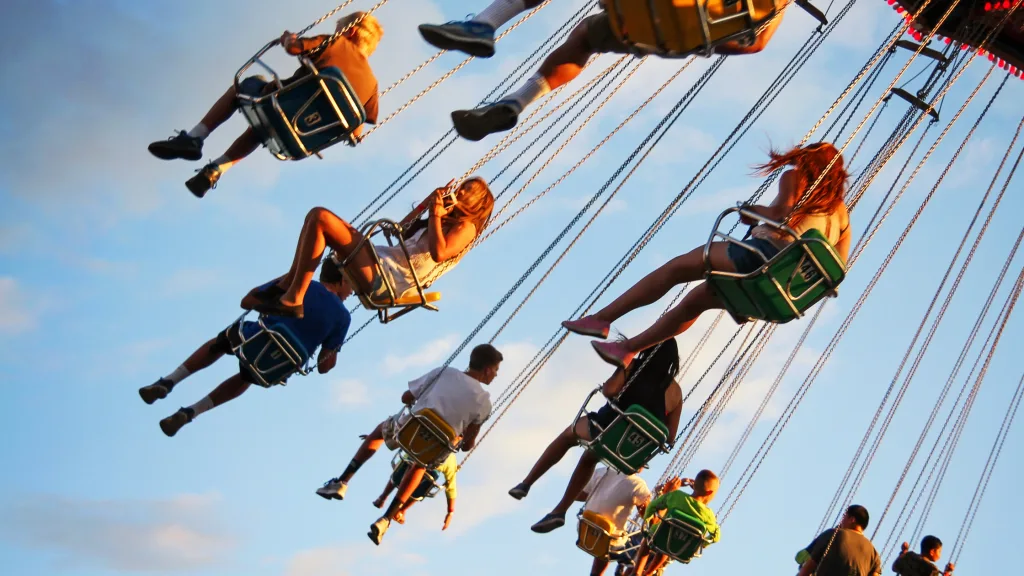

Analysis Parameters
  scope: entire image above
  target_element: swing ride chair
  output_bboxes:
[576,509,643,560]
[703,205,847,325]
[227,312,313,388]
[389,406,460,469]
[337,218,443,324]
[645,509,714,564]
[234,39,367,161]
[605,0,829,59]
[574,388,672,476]
[389,452,443,500]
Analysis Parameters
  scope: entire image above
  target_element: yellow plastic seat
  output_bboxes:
[395,408,458,468]
[606,0,780,57]
[577,510,618,559]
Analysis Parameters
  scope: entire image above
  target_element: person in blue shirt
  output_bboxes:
[138,258,353,437]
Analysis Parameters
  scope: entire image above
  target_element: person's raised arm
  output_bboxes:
[426,190,478,262]
[741,169,799,225]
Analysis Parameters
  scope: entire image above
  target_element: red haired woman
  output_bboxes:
[563,142,852,368]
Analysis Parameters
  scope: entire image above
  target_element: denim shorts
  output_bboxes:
[726,238,782,274]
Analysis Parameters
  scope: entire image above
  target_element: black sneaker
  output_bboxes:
[530,512,566,533]
[451,100,521,141]
[159,407,195,437]
[418,21,497,58]
[185,163,222,198]
[139,378,172,405]
[148,131,203,161]
[508,482,530,500]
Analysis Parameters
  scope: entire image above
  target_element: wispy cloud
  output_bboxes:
[0,277,38,335]
[330,378,372,410]
[160,267,224,298]
[382,334,460,375]
[285,542,426,576]
[0,492,234,572]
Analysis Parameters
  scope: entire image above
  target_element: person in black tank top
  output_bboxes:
[503,339,682,535]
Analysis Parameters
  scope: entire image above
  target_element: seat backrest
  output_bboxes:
[606,0,779,56]
[239,322,311,386]
[592,404,669,475]
[743,228,845,321]
[578,511,616,559]
[649,509,710,564]
[396,408,457,467]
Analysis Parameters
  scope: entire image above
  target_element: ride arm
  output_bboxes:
[427,214,476,263]
[443,494,455,530]
[460,421,482,450]
[714,12,783,55]
[601,368,627,398]
[317,348,338,373]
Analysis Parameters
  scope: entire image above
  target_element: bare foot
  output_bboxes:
[372,496,385,509]
[394,510,406,524]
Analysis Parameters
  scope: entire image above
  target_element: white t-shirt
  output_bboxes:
[407,366,492,436]
[583,467,652,538]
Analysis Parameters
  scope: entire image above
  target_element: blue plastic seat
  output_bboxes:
[238,65,367,160]
[235,321,311,387]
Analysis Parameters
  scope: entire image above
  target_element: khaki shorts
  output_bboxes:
[381,414,406,451]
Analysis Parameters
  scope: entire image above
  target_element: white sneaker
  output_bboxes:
[315,479,347,500]
[368,517,390,545]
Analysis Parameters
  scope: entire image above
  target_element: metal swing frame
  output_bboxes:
[643,514,714,565]
[227,311,315,388]
[703,204,846,324]
[389,452,444,501]
[576,509,644,560]
[606,0,828,58]
[336,218,442,324]
[387,405,461,469]
[573,388,673,475]
[234,39,366,161]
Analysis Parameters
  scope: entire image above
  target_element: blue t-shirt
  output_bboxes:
[243,281,350,355]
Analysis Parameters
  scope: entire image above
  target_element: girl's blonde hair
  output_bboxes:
[337,11,383,58]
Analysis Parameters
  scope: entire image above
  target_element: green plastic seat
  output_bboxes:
[707,228,846,324]
[648,509,711,564]
[591,404,670,476]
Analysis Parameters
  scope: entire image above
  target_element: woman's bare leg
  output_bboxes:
[549,449,599,515]
[593,244,733,324]
[620,282,724,353]
[520,419,588,487]
[275,207,377,305]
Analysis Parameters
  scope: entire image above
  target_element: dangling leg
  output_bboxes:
[630,541,653,576]
[394,498,418,524]
[419,0,548,57]
[250,207,376,317]
[373,477,396,508]
[318,421,388,500]
[509,418,586,499]
[159,373,251,437]
[450,16,596,141]
[370,465,428,544]
[591,558,611,576]
[139,334,228,405]
[148,82,245,161]
[185,128,262,198]
[592,282,725,368]
[531,446,599,533]
[642,553,669,576]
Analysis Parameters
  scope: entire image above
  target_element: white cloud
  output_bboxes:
[285,543,426,576]
[0,277,38,335]
[382,334,460,375]
[331,378,372,409]
[0,492,234,572]
[160,267,224,298]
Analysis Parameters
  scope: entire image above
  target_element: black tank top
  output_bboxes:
[612,376,669,424]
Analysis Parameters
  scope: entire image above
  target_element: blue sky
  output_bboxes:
[1,0,1023,575]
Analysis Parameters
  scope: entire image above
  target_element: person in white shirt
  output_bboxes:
[577,466,653,576]
[314,343,502,544]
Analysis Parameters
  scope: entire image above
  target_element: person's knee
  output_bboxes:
[306,206,334,226]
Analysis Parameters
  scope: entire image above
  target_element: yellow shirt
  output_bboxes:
[433,453,458,500]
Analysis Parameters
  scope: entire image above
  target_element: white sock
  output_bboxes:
[505,73,551,109]
[212,155,238,173]
[187,123,210,140]
[472,0,527,29]
[164,365,191,386]
[188,396,215,417]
